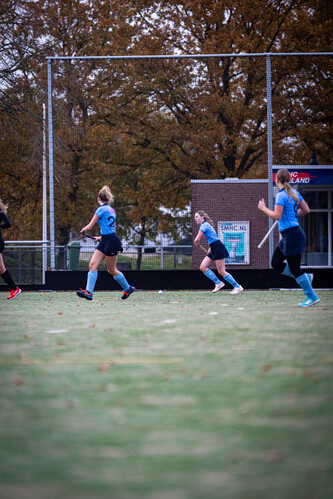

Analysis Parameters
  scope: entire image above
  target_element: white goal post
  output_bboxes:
[46,51,332,270]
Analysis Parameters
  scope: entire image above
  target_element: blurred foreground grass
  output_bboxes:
[0,290,332,499]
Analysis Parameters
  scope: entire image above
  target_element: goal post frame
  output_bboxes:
[46,51,333,270]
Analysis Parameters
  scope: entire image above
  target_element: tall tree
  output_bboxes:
[0,0,332,252]
[128,0,332,173]
[0,0,48,239]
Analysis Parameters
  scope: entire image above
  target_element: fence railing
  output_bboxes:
[71,244,193,271]
[3,241,329,286]
[3,242,193,285]
[3,241,49,285]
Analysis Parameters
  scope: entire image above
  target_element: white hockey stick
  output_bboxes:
[258,220,278,249]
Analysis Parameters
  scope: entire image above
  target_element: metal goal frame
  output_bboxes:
[46,51,332,270]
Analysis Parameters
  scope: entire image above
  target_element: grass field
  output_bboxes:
[1,289,332,499]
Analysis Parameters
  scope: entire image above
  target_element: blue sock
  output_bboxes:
[282,263,295,279]
[113,272,131,292]
[86,271,97,294]
[296,273,318,300]
[204,269,221,285]
[224,273,240,288]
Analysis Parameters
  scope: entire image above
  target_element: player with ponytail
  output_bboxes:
[76,186,135,301]
[0,199,21,299]
[194,210,243,294]
[258,168,319,307]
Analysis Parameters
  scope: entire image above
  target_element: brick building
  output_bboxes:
[191,166,333,271]
[191,179,272,270]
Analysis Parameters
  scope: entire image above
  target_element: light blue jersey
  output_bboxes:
[95,204,116,235]
[199,221,220,245]
[275,188,303,231]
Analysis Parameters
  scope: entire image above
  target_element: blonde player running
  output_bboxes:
[76,186,135,301]
[194,210,243,294]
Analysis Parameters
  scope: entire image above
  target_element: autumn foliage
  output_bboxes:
[0,0,332,244]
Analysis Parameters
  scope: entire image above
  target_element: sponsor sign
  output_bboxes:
[273,167,333,185]
[217,221,250,265]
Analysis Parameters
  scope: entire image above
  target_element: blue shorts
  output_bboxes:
[207,240,229,261]
[96,234,123,257]
[278,226,306,256]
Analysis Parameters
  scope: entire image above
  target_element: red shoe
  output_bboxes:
[7,287,21,300]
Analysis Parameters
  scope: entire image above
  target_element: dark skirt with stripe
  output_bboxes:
[207,240,229,261]
[278,225,306,256]
[96,233,123,257]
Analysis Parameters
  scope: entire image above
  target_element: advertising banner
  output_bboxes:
[273,167,333,186]
[217,221,250,265]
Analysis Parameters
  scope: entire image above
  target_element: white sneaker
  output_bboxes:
[212,282,225,293]
[230,285,243,295]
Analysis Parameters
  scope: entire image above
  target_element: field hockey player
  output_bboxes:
[194,210,243,294]
[0,198,21,300]
[76,185,135,301]
[258,168,319,307]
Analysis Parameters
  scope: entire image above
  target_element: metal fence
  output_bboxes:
[4,237,330,286]
[3,241,193,285]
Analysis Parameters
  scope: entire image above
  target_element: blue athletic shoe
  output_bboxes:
[121,286,135,300]
[76,288,93,301]
[298,297,320,308]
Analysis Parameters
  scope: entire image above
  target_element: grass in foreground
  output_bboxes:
[0,290,332,499]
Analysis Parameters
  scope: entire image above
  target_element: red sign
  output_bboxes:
[273,171,317,184]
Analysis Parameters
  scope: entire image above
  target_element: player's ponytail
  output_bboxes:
[276,169,299,204]
[197,210,214,227]
[0,198,8,213]
[98,186,114,205]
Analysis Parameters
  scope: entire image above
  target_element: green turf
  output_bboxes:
[0,290,332,499]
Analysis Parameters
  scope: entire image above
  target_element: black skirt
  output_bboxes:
[207,240,229,261]
[96,234,123,257]
[278,226,306,256]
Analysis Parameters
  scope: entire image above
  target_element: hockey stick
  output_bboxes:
[80,232,96,241]
[258,220,278,249]
[199,244,209,254]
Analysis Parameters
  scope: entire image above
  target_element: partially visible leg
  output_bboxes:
[287,255,319,306]
[87,250,105,292]
[273,248,313,283]
[284,254,313,283]
[105,254,120,277]
[271,246,287,274]
[281,262,295,278]
[77,250,104,300]
[106,255,135,299]
[0,253,6,275]
[216,259,243,294]
[286,254,303,279]
[1,270,16,290]
[215,259,227,277]
[200,256,222,291]
[0,254,21,299]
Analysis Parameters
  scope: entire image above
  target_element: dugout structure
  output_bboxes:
[46,52,332,271]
